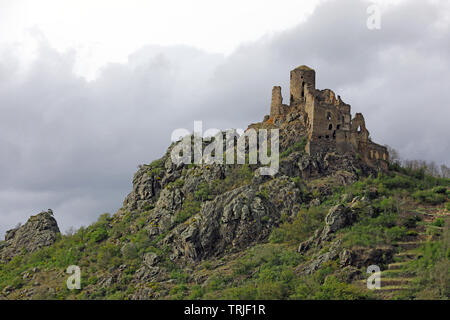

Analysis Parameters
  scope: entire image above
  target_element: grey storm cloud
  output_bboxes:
[0,0,449,236]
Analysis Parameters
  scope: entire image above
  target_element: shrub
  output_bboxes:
[174,199,201,224]
[413,190,447,205]
[98,243,120,267]
[221,284,257,300]
[256,281,287,299]
[312,276,368,300]
[280,138,307,158]
[121,243,138,260]
[89,227,108,243]
[188,285,205,300]
[432,218,445,228]
[432,186,447,194]
[194,182,212,201]
[106,291,124,300]
[342,213,405,247]
[382,175,416,190]
[269,206,326,244]
[386,226,408,242]
[408,220,450,299]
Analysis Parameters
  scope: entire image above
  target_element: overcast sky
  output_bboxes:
[0,0,449,237]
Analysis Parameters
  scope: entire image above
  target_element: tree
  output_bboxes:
[440,164,450,178]
[385,145,400,164]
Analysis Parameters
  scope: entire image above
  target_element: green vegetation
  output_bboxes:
[174,197,202,224]
[1,145,449,300]
[406,218,449,299]
[280,138,307,158]
[412,189,447,205]
[269,206,326,244]
[147,158,165,177]
[211,164,254,192]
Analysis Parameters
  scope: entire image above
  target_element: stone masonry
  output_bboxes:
[267,65,388,169]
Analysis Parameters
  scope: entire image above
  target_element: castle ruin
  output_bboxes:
[268,65,388,169]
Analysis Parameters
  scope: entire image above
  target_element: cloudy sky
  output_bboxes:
[0,0,449,237]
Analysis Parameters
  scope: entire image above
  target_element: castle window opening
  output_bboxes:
[326,112,332,120]
[318,136,322,139]
[337,124,340,130]
[357,125,361,133]
[328,124,333,130]
[325,135,329,139]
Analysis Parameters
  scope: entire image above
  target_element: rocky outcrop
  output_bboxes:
[323,204,357,238]
[163,176,302,262]
[298,203,358,254]
[0,210,60,263]
[297,197,391,275]
[122,164,164,212]
[301,240,342,275]
[339,247,395,269]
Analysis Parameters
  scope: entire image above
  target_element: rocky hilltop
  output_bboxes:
[0,210,60,263]
[0,66,448,300]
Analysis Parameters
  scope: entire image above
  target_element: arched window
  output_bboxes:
[328,124,333,130]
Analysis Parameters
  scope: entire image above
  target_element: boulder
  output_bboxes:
[298,204,357,254]
[339,247,395,268]
[322,204,357,238]
[0,210,60,263]
[143,252,159,267]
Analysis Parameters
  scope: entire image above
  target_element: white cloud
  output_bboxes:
[0,0,320,80]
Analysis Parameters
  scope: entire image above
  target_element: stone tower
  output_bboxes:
[270,86,283,117]
[290,65,316,105]
[262,65,389,170]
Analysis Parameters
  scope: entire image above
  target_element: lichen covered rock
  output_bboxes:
[0,210,60,262]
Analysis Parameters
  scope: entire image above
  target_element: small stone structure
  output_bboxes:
[267,65,388,169]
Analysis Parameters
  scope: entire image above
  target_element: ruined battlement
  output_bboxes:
[267,66,388,170]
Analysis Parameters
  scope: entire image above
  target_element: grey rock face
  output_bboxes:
[339,247,395,268]
[122,164,163,211]
[301,240,342,275]
[164,177,302,262]
[143,252,159,267]
[322,204,357,238]
[0,210,60,263]
[298,203,358,254]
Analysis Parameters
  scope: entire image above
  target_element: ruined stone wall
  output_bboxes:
[270,86,283,117]
[265,65,388,170]
[290,66,315,105]
[366,143,389,170]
